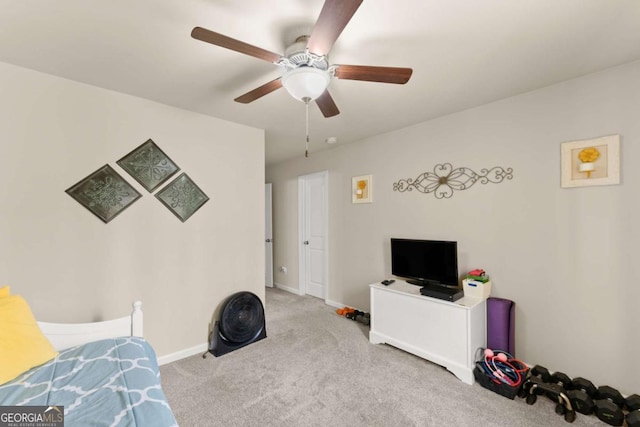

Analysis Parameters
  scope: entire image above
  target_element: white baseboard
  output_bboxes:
[157,342,208,366]
[325,298,344,309]
[273,284,363,312]
[273,282,304,295]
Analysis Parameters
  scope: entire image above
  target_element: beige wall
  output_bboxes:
[0,62,265,359]
[266,60,640,394]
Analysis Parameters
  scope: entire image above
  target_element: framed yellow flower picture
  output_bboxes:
[560,134,620,188]
[352,175,372,203]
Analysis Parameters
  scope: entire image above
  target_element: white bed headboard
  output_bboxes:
[37,301,143,351]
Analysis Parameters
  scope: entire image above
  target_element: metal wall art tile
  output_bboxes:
[155,173,209,222]
[65,164,142,223]
[117,139,180,192]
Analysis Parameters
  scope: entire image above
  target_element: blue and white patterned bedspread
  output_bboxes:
[0,337,178,427]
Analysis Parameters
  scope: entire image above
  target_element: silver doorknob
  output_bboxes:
[303,241,309,245]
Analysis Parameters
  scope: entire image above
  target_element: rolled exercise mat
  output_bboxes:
[486,297,516,356]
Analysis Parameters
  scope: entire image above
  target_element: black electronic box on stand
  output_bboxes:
[420,284,464,302]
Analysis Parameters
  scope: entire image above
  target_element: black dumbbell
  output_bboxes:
[522,378,576,423]
[626,394,640,412]
[530,366,557,400]
[627,410,640,427]
[594,385,624,426]
[567,377,597,415]
[596,385,624,407]
[359,312,371,326]
[550,371,573,390]
[539,371,572,402]
[355,311,371,324]
[530,365,551,382]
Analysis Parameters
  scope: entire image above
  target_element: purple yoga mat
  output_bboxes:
[487,297,516,356]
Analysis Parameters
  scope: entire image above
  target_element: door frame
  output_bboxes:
[298,170,329,300]
[265,183,273,288]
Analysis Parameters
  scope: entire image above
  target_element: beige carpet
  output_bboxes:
[160,288,601,426]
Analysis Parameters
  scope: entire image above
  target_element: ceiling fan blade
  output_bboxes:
[335,65,413,84]
[234,78,283,104]
[191,27,282,63]
[307,0,363,56]
[315,90,340,118]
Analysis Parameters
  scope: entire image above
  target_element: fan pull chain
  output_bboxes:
[303,97,310,158]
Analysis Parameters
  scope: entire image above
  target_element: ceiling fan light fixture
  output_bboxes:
[281,67,330,102]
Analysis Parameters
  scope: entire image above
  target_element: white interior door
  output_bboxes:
[298,171,328,300]
[265,183,273,288]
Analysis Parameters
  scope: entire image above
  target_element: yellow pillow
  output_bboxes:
[0,286,10,298]
[0,295,58,385]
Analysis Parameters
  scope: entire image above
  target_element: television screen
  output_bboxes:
[391,238,459,287]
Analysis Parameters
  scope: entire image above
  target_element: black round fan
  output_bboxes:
[220,292,265,343]
[208,291,267,357]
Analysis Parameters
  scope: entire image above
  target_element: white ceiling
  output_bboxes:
[1,0,639,165]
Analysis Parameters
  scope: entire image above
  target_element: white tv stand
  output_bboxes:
[369,280,486,385]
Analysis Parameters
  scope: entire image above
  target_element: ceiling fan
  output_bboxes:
[191,0,413,119]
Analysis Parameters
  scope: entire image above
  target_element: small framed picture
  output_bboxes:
[352,175,372,204]
[560,135,620,188]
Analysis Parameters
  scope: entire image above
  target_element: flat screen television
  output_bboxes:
[390,238,459,288]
